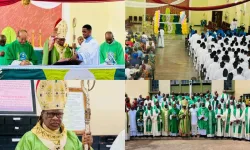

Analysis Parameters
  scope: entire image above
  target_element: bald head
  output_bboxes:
[105,31,114,44]
[17,30,28,44]
[0,34,6,46]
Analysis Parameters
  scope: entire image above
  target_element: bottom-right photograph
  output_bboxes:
[125,80,250,150]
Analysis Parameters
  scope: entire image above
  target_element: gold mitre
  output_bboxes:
[181,99,188,107]
[55,18,68,39]
[36,80,68,110]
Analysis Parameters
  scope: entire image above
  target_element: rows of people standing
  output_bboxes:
[125,91,250,141]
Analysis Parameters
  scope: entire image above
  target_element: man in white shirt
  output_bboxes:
[233,67,245,80]
[190,104,198,137]
[74,24,99,65]
[213,61,225,80]
[230,18,238,31]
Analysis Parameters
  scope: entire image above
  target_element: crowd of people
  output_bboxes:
[0,19,124,66]
[125,91,250,141]
[125,30,157,80]
[188,24,250,80]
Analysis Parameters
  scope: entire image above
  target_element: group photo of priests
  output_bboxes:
[0,0,125,66]
[125,0,250,80]
[125,80,250,149]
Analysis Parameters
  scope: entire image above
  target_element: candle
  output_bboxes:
[39,29,42,47]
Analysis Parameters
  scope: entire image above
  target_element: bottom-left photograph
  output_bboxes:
[0,80,125,150]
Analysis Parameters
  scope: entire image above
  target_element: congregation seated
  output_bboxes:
[188,28,250,80]
[125,31,156,80]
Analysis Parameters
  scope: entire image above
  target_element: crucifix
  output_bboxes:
[81,80,95,150]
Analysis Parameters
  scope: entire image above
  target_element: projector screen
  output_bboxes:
[0,80,36,115]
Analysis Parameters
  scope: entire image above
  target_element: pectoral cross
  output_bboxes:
[56,147,60,150]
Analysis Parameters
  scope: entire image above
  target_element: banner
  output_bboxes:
[0,0,122,7]
[0,68,125,80]
[152,0,250,11]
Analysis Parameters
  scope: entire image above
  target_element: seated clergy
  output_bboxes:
[16,80,93,150]
[5,30,38,65]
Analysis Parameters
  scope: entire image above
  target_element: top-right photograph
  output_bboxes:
[125,0,250,80]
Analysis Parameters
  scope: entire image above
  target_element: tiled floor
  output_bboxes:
[154,34,198,80]
[126,139,250,150]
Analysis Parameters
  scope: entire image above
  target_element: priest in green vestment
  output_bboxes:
[143,103,153,136]
[169,103,179,136]
[178,99,190,137]
[136,105,144,136]
[152,101,162,136]
[242,103,250,140]
[42,19,73,65]
[0,34,8,65]
[207,105,216,138]
[16,80,93,150]
[197,102,209,136]
[100,31,125,65]
[230,103,243,139]
[222,104,232,138]
[161,104,169,136]
[215,104,224,137]
[5,30,38,65]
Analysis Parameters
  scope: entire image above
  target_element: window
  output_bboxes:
[224,80,232,90]
[192,80,200,84]
[181,80,189,85]
[151,80,159,92]
[171,80,179,85]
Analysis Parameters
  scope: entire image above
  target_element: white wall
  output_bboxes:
[211,80,224,95]
[125,80,149,99]
[159,80,170,94]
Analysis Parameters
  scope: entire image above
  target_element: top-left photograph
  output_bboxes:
[0,0,125,80]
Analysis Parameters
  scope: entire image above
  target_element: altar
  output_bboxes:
[0,65,125,80]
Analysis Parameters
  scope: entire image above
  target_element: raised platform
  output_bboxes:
[0,65,125,80]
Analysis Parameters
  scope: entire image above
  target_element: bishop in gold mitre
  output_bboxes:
[42,19,73,65]
[16,80,93,150]
[178,99,191,136]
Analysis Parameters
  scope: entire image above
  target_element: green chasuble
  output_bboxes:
[215,109,223,134]
[0,45,8,65]
[168,108,179,133]
[154,106,162,132]
[99,40,125,65]
[42,39,72,65]
[161,108,169,132]
[16,131,93,150]
[197,107,209,130]
[144,108,153,132]
[224,108,231,133]
[207,110,216,135]
[136,109,144,133]
[178,109,190,134]
[233,108,243,134]
[5,40,38,65]
[245,107,250,135]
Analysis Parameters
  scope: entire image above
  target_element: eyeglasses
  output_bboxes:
[45,112,64,118]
